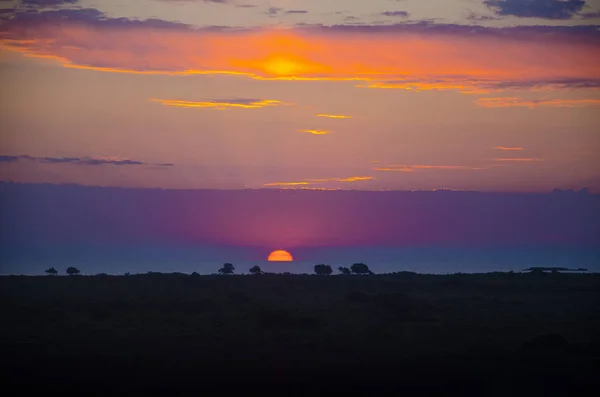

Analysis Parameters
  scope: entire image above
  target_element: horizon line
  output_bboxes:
[0,181,597,195]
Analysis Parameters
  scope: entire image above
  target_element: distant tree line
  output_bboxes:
[44,263,376,276]
[45,267,80,276]
[315,263,373,275]
[217,263,374,276]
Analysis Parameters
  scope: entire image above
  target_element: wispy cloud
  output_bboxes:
[306,176,373,183]
[374,164,486,172]
[360,78,600,94]
[494,146,524,151]
[373,167,415,172]
[299,129,331,135]
[0,154,173,166]
[493,158,544,162]
[316,114,352,119]
[380,11,410,18]
[149,98,285,110]
[361,80,481,93]
[476,97,600,108]
[411,165,486,170]
[263,181,310,187]
[264,176,373,187]
[1,10,599,92]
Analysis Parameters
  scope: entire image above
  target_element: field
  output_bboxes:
[1,273,599,394]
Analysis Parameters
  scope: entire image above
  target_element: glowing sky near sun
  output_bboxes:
[0,0,599,192]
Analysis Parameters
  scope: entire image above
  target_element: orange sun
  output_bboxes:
[268,250,293,262]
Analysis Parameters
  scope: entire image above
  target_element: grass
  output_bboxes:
[1,272,599,394]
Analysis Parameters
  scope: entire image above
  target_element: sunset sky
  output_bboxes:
[1,0,599,193]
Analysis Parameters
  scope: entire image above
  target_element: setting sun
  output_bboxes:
[268,250,293,262]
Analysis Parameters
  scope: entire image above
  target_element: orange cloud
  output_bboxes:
[305,176,373,183]
[149,98,285,110]
[263,181,311,187]
[374,164,486,172]
[360,80,493,94]
[373,167,415,172]
[494,146,524,151]
[264,176,373,187]
[411,165,486,170]
[2,14,599,92]
[316,114,353,119]
[299,129,331,135]
[493,158,543,162]
[476,97,600,108]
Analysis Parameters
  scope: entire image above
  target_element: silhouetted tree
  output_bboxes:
[351,263,373,275]
[190,272,200,277]
[338,266,351,275]
[45,267,58,276]
[66,266,80,276]
[249,265,263,275]
[218,263,235,275]
[314,264,333,275]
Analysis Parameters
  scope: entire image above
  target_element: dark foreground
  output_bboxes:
[1,273,599,395]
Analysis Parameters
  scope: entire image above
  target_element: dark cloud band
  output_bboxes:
[0,155,173,167]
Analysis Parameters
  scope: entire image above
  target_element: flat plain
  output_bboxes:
[1,272,599,394]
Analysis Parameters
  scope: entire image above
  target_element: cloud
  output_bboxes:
[266,7,282,16]
[153,0,234,3]
[483,0,586,20]
[493,158,544,162]
[374,164,487,172]
[306,176,373,183]
[360,77,600,94]
[373,167,415,172]
[316,114,352,119]
[264,176,373,187]
[21,0,80,5]
[411,165,487,170]
[579,11,600,18]
[380,11,410,17]
[467,12,501,21]
[1,10,599,93]
[494,146,524,151]
[476,97,600,108]
[149,98,285,110]
[0,154,173,166]
[0,155,22,163]
[299,129,331,135]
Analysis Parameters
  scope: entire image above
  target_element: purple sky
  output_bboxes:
[1,182,598,274]
[2,183,598,249]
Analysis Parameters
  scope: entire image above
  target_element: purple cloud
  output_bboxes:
[22,0,80,4]
[0,155,173,167]
[380,11,410,17]
[484,0,586,20]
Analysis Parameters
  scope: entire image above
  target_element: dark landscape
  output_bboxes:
[2,271,599,394]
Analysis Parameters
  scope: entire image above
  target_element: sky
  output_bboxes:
[0,1,599,274]
[0,0,599,193]
[1,183,599,275]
